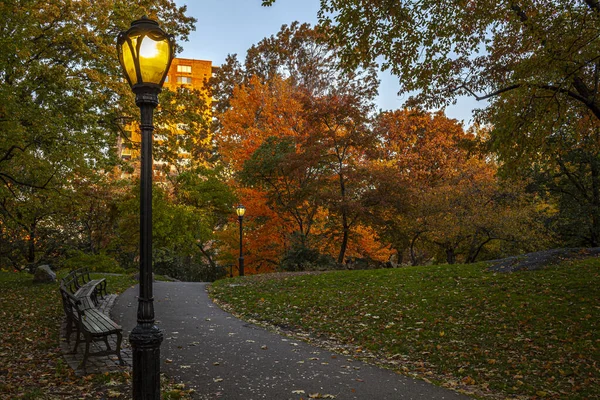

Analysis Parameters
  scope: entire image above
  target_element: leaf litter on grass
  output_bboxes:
[210,260,600,399]
[0,271,195,399]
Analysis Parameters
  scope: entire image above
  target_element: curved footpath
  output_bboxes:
[112,282,470,400]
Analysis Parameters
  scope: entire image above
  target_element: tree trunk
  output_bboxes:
[197,243,218,281]
[410,233,421,266]
[337,168,349,264]
[466,237,493,263]
[590,158,600,247]
[446,247,456,264]
[337,211,349,264]
[86,221,96,254]
[27,225,36,264]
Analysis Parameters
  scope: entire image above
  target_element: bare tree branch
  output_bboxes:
[0,171,55,191]
[457,83,522,101]
[0,145,28,164]
[456,81,600,119]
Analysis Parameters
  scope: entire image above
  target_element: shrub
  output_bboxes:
[153,248,226,282]
[63,251,125,273]
[280,234,340,271]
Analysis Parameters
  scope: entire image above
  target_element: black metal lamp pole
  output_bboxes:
[236,204,246,276]
[117,16,174,400]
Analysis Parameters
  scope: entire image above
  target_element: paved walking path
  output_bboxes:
[111,282,470,400]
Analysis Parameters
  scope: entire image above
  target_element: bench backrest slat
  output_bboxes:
[61,267,95,294]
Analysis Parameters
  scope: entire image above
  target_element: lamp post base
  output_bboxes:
[130,324,164,399]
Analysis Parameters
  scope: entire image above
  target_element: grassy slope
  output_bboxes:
[0,271,193,399]
[210,260,600,399]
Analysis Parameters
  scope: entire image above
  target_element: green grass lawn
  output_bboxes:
[0,270,193,399]
[210,260,600,399]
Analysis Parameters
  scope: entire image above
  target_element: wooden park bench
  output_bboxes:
[63,267,107,303]
[59,268,124,371]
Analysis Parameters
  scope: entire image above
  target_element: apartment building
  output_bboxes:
[117,57,217,180]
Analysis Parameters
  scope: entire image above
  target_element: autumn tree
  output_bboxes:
[215,23,383,269]
[0,188,66,270]
[0,1,195,195]
[210,21,368,115]
[371,110,549,264]
[262,0,600,255]
[514,117,600,247]
[306,90,378,264]
[420,160,550,264]
[218,75,314,270]
[240,135,324,242]
[68,174,127,256]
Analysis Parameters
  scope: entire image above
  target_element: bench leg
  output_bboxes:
[102,336,111,351]
[99,281,107,298]
[81,336,91,372]
[65,316,73,343]
[115,331,124,365]
[72,327,82,354]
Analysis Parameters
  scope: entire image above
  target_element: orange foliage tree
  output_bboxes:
[217,76,310,272]
[214,24,387,272]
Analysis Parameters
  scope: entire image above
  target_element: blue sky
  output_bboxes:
[174,0,481,125]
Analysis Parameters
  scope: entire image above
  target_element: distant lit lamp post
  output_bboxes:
[236,204,246,276]
[116,16,174,400]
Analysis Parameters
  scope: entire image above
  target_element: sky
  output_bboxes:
[173,0,482,125]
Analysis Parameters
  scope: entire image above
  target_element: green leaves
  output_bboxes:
[0,0,197,267]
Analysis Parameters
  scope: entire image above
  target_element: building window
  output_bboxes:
[177,76,192,84]
[177,65,192,73]
[164,75,169,82]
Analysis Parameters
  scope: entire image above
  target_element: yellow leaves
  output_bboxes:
[308,393,336,399]
[107,389,123,398]
[462,376,476,385]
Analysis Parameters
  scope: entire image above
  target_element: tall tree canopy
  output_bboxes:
[0,0,195,195]
[264,1,600,118]
[0,0,196,268]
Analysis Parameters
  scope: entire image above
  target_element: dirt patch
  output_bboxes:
[487,247,600,273]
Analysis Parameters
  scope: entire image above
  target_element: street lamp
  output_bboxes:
[236,204,246,276]
[117,16,174,400]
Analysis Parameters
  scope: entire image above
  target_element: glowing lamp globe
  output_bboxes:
[117,16,174,92]
[236,204,246,217]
